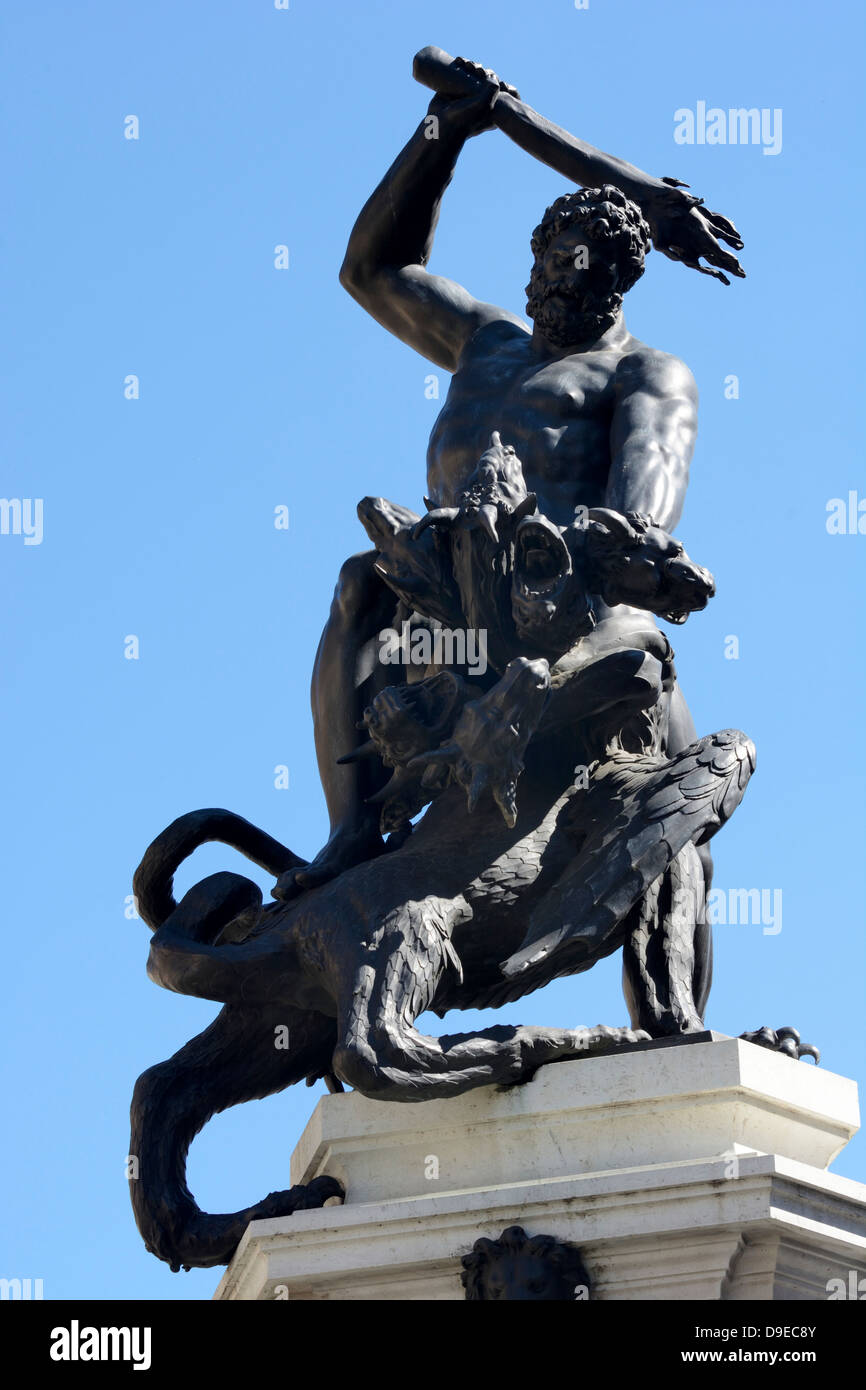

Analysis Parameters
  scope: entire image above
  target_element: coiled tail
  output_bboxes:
[129,1003,339,1271]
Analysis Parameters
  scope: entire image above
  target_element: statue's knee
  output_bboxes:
[615,651,663,712]
[331,552,378,624]
[636,653,663,705]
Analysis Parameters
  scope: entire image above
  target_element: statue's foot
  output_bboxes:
[740,1025,819,1063]
[574,1024,651,1054]
[271,819,384,901]
[498,1024,651,1091]
[256,1176,344,1219]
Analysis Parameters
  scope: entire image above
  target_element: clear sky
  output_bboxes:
[2,0,864,1300]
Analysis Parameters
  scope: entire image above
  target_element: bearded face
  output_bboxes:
[525,224,627,349]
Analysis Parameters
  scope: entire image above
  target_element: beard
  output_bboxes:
[525,265,621,348]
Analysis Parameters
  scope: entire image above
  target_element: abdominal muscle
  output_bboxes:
[426,350,618,525]
[427,415,614,527]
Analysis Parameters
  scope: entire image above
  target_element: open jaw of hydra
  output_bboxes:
[127,49,818,1275]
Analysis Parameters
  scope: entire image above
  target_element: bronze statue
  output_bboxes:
[283,51,742,899]
[128,51,816,1275]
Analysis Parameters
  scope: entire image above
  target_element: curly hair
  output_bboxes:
[461,1224,591,1301]
[530,184,652,296]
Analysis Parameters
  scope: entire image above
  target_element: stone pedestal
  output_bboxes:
[214,1035,866,1300]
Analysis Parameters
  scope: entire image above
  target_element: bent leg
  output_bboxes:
[666,680,713,1015]
[334,1019,647,1100]
[276,551,396,897]
[330,895,646,1101]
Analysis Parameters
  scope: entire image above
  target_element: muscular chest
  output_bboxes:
[428,342,618,521]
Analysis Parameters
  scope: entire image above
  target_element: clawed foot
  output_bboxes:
[499,1024,650,1091]
[272,820,384,901]
[256,1175,344,1219]
[573,1024,651,1054]
[740,1026,820,1064]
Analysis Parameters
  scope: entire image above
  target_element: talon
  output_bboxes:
[740,1025,820,1064]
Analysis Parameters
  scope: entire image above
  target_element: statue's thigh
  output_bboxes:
[666,680,698,755]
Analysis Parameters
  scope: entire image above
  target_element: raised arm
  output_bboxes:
[414,48,745,286]
[339,61,524,372]
[606,349,698,532]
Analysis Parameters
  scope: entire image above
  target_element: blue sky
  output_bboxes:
[2,0,864,1299]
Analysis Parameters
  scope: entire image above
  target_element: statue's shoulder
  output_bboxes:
[457,313,530,368]
[614,338,697,402]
